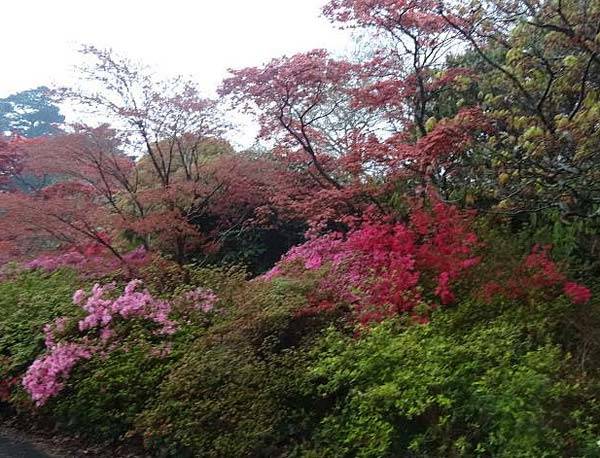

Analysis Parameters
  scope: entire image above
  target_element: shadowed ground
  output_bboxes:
[0,435,50,458]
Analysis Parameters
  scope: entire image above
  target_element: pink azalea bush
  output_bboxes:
[22,279,196,406]
[43,317,69,348]
[74,280,177,336]
[22,343,94,406]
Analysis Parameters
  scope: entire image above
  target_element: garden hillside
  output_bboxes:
[1,0,600,456]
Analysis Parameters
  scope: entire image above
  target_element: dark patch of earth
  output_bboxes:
[0,434,50,458]
[0,423,150,458]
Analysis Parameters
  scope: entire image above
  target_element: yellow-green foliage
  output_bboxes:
[302,299,600,457]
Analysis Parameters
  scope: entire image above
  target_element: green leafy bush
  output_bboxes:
[301,299,600,457]
[0,269,84,379]
[136,275,332,457]
[50,326,175,442]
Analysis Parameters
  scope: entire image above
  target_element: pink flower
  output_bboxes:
[184,287,218,312]
[22,343,94,406]
[76,280,177,335]
[43,324,56,349]
[54,317,68,333]
[564,282,592,304]
[42,317,70,349]
[72,289,86,305]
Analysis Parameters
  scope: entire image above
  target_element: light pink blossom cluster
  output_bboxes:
[74,280,177,335]
[22,342,93,406]
[184,287,218,312]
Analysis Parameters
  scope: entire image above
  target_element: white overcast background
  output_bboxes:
[0,0,352,147]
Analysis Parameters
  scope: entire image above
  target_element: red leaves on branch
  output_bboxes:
[324,0,451,34]
[221,0,490,232]
[220,50,362,182]
[415,107,490,167]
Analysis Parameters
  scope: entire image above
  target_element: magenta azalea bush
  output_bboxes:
[25,245,150,277]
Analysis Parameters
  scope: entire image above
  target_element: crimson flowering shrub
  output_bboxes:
[480,244,592,305]
[265,203,592,325]
[21,279,218,406]
[264,202,481,324]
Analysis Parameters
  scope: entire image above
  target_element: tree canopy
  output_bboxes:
[0,86,64,137]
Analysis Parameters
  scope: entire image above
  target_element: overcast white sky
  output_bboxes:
[0,0,351,97]
[0,0,352,147]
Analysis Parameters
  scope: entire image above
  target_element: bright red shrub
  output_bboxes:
[264,202,480,324]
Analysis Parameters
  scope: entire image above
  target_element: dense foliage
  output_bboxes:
[303,301,600,457]
[1,0,600,456]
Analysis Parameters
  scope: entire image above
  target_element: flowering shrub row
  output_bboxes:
[265,205,591,325]
[25,244,150,277]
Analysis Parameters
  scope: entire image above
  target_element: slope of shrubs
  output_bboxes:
[1,219,599,457]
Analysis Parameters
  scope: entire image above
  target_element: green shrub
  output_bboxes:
[0,269,85,378]
[136,275,332,457]
[301,299,600,457]
[50,324,175,442]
